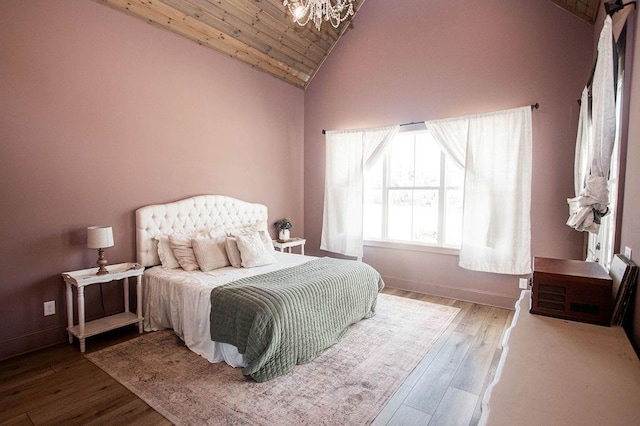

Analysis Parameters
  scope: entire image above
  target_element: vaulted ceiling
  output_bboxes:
[94,0,600,89]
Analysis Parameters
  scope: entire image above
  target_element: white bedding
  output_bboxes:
[143,251,315,366]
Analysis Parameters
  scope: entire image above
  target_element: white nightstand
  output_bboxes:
[62,262,144,352]
[272,237,306,255]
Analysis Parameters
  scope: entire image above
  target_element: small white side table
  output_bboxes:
[272,237,306,255]
[62,262,144,352]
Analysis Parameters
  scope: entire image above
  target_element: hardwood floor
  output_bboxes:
[0,327,170,426]
[0,289,513,425]
[373,288,514,426]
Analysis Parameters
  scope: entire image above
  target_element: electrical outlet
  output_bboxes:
[519,278,529,290]
[624,246,632,259]
[44,300,55,316]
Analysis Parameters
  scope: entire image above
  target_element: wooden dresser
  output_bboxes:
[531,257,613,325]
[480,291,640,425]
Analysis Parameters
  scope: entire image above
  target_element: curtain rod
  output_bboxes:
[321,103,540,134]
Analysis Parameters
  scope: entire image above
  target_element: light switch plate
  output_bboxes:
[624,246,632,259]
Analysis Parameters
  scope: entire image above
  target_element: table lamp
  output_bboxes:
[87,226,114,275]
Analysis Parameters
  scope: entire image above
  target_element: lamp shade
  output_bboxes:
[87,226,114,249]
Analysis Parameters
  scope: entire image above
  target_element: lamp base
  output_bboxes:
[96,248,110,275]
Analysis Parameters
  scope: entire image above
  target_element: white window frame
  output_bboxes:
[363,127,462,254]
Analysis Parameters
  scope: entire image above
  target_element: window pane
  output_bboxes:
[388,134,415,187]
[364,160,383,239]
[415,133,441,187]
[364,193,383,239]
[445,189,463,246]
[412,190,439,243]
[388,190,413,240]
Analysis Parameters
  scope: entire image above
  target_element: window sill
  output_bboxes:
[363,240,460,256]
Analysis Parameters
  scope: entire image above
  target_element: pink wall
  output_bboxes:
[304,0,593,307]
[0,0,304,359]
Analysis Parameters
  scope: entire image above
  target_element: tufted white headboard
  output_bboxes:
[135,195,268,267]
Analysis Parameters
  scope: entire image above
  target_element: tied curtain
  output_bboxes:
[567,15,616,234]
[321,126,399,259]
[426,107,533,275]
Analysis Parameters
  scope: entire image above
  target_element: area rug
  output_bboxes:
[86,293,459,426]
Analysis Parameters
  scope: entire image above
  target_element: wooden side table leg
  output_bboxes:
[77,286,85,353]
[124,277,130,313]
[136,275,143,333]
[65,282,74,344]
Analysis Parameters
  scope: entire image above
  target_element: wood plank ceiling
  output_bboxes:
[95,0,365,89]
[94,0,599,89]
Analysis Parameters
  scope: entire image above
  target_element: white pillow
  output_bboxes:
[192,237,230,272]
[225,237,243,268]
[229,223,274,254]
[169,233,201,271]
[236,232,276,268]
[162,228,224,271]
[257,229,275,253]
[156,235,180,269]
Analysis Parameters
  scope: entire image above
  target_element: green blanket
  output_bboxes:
[209,257,384,382]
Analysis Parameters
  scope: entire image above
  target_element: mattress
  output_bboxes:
[143,251,315,366]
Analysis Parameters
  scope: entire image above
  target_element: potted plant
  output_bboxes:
[275,218,293,241]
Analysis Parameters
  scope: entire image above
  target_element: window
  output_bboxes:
[323,107,530,272]
[363,128,464,248]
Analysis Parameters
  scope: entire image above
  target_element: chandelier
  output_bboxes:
[283,0,355,31]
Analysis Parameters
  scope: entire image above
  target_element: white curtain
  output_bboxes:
[567,16,616,234]
[424,119,466,169]
[573,87,592,198]
[321,125,399,258]
[426,107,532,275]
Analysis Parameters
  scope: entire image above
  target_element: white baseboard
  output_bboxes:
[382,275,517,309]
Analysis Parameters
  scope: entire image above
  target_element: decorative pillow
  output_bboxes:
[225,237,243,268]
[257,229,275,253]
[192,237,230,272]
[169,233,201,271]
[236,232,277,268]
[156,235,180,269]
[229,223,274,254]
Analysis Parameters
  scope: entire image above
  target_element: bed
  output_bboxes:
[136,195,384,382]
